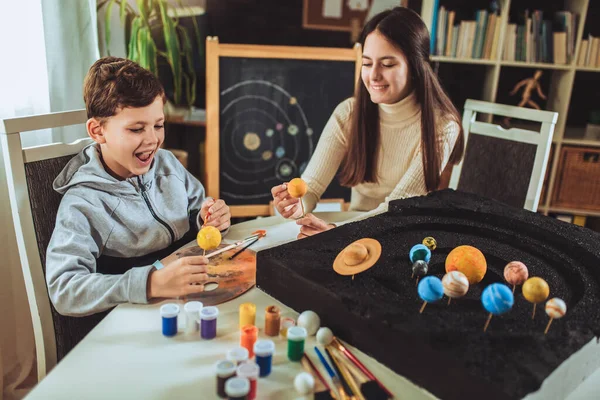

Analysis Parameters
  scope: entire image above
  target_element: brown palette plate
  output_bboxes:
[161,242,256,306]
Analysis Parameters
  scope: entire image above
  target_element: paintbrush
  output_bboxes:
[228,236,259,260]
[330,349,389,400]
[302,354,336,399]
[314,346,346,399]
[331,338,393,398]
[205,231,264,259]
[327,346,365,400]
[324,347,356,399]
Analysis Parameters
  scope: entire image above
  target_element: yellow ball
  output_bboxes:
[287,178,307,198]
[197,226,222,250]
[522,277,550,304]
[422,237,437,251]
[445,245,487,285]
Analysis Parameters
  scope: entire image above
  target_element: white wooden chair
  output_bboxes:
[449,99,558,212]
[0,110,96,380]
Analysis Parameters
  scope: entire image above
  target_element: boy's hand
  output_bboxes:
[200,198,231,232]
[271,183,303,219]
[296,213,335,239]
[147,255,209,299]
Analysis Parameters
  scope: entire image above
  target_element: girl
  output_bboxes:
[271,7,464,238]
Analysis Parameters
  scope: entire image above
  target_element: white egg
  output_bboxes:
[294,372,315,395]
[297,310,320,336]
[316,327,334,346]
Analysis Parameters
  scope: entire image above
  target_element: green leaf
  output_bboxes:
[119,0,127,24]
[128,16,142,61]
[137,26,148,69]
[104,0,117,56]
[148,34,158,76]
[137,0,150,26]
[158,1,182,104]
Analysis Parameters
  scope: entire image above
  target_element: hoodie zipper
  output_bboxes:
[137,176,175,243]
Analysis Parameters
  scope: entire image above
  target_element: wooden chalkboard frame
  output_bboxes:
[205,37,362,217]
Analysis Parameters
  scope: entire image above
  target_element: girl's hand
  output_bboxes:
[271,183,303,219]
[295,213,335,239]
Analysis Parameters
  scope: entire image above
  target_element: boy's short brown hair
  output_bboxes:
[83,57,166,120]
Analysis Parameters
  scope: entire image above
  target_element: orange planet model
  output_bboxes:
[333,238,382,276]
[287,178,307,198]
[445,245,487,284]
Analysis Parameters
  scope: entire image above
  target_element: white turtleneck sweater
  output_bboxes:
[301,92,460,220]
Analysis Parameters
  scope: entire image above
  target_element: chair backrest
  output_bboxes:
[449,99,558,212]
[0,110,107,381]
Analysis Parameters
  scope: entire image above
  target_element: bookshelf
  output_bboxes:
[420,0,600,219]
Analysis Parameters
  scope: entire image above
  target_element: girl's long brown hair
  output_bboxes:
[339,7,464,191]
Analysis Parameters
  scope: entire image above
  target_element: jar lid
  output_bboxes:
[240,302,256,312]
[225,377,250,397]
[265,305,280,315]
[160,303,180,318]
[287,326,307,341]
[236,362,260,380]
[227,346,249,363]
[215,360,236,377]
[184,301,203,314]
[241,325,258,336]
[253,339,275,357]
[200,306,219,320]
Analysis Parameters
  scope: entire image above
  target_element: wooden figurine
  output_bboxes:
[503,70,547,128]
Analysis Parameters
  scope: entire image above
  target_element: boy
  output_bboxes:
[46,57,231,317]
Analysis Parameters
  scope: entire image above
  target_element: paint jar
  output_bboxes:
[215,360,236,398]
[227,346,249,365]
[184,301,203,335]
[240,325,258,358]
[264,305,280,336]
[225,377,250,400]
[286,326,307,362]
[253,340,275,377]
[239,303,256,328]
[236,362,259,400]
[279,317,296,338]
[160,303,180,337]
[200,306,219,339]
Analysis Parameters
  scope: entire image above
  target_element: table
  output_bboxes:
[25,213,600,399]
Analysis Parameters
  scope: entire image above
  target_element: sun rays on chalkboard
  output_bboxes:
[219,79,314,201]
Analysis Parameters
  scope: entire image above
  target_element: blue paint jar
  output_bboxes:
[160,303,180,337]
[253,339,275,377]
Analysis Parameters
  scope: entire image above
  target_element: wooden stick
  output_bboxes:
[300,199,305,218]
[411,272,414,279]
[447,297,452,306]
[416,277,420,286]
[483,313,493,332]
[419,301,427,314]
[532,303,537,320]
[202,249,206,256]
[512,284,516,294]
[544,318,554,335]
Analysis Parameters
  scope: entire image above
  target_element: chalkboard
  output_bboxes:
[205,38,361,217]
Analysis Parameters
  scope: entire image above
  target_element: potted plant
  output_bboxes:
[98,0,205,112]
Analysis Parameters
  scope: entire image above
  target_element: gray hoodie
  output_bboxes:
[46,144,209,317]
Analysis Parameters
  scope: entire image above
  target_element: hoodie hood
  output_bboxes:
[53,143,154,196]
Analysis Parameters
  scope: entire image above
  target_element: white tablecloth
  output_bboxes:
[24,213,600,399]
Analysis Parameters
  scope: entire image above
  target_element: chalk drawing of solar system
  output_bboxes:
[220,80,315,202]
